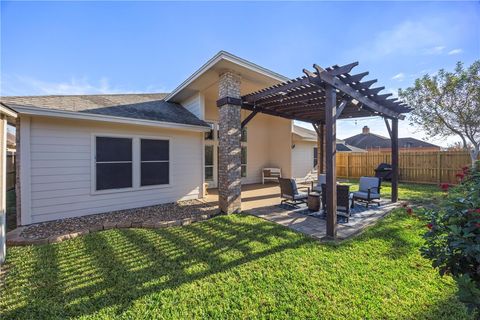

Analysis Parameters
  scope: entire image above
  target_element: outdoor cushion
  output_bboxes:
[359,177,380,193]
[353,191,380,200]
[292,180,299,195]
[263,169,271,177]
[313,174,326,192]
[293,192,308,201]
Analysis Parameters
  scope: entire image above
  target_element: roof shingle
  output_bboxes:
[0,93,210,128]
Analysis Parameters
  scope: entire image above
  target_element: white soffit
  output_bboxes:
[165,51,289,103]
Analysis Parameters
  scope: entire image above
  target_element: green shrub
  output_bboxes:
[421,161,480,313]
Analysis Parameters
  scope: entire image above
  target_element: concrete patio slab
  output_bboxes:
[206,183,401,241]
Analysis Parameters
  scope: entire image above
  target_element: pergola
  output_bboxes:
[218,62,410,239]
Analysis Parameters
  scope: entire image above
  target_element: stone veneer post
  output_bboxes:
[217,71,242,214]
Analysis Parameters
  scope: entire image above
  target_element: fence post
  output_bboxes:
[437,152,441,184]
[346,153,350,179]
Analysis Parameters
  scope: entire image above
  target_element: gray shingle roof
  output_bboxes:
[344,133,440,150]
[0,93,210,128]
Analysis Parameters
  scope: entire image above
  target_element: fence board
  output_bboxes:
[336,151,475,184]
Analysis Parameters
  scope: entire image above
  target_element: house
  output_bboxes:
[0,51,302,225]
[1,104,17,263]
[344,126,440,152]
[291,125,365,180]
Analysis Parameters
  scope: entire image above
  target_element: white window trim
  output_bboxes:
[90,133,172,195]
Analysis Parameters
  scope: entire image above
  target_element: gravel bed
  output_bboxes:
[20,200,218,240]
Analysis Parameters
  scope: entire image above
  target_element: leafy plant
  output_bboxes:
[421,161,480,312]
[399,61,480,166]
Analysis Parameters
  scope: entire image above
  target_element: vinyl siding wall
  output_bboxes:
[182,93,205,120]
[22,116,203,224]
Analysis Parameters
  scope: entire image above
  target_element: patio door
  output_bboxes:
[204,122,218,188]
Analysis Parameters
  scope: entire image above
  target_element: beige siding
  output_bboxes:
[26,117,203,224]
[242,112,271,184]
[267,117,292,178]
[292,140,315,179]
[204,103,293,184]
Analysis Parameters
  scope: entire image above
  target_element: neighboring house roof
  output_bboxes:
[336,143,366,152]
[345,132,440,150]
[397,137,440,149]
[292,125,366,152]
[1,93,210,129]
[292,125,319,141]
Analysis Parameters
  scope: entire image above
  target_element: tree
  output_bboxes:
[399,61,480,166]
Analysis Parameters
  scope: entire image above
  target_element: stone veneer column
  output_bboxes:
[217,71,242,214]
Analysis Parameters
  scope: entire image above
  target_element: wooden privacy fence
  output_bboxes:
[336,151,476,184]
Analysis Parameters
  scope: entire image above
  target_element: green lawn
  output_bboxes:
[0,183,470,319]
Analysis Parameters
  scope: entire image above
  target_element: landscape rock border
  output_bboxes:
[6,212,220,246]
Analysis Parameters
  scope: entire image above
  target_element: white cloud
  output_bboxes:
[448,48,463,55]
[355,20,449,59]
[391,73,405,81]
[0,74,168,96]
[423,45,445,55]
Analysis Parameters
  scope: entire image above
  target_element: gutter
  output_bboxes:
[7,104,211,133]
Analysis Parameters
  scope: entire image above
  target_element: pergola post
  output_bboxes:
[319,123,325,174]
[325,85,337,239]
[217,71,242,214]
[391,118,399,202]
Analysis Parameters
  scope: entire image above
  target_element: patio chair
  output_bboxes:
[311,174,326,193]
[278,177,310,206]
[321,184,352,222]
[352,176,382,208]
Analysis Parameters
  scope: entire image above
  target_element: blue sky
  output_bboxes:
[1,1,479,146]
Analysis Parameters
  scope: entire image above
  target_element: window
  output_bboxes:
[205,145,214,181]
[95,137,132,191]
[241,146,247,177]
[141,139,169,186]
[313,147,318,168]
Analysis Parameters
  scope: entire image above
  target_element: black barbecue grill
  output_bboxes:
[375,163,393,181]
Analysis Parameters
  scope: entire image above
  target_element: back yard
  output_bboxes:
[0,182,471,319]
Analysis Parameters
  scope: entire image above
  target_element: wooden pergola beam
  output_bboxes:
[384,117,392,138]
[308,64,404,120]
[254,85,320,106]
[243,77,310,103]
[328,62,359,76]
[241,110,258,129]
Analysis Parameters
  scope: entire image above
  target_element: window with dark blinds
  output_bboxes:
[95,137,132,190]
[141,139,169,186]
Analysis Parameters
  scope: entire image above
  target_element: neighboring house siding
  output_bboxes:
[182,93,205,120]
[291,141,314,179]
[25,117,202,224]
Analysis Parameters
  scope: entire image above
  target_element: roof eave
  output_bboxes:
[164,51,289,102]
[0,103,18,120]
[8,104,211,132]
